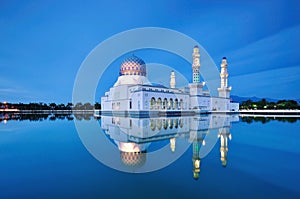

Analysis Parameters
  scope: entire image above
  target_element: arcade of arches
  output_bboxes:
[150,97,184,110]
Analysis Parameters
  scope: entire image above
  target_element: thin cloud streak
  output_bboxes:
[230,65,300,99]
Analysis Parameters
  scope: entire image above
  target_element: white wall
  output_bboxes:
[230,102,239,111]
[210,97,230,111]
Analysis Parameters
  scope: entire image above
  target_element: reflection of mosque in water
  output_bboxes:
[101,114,238,180]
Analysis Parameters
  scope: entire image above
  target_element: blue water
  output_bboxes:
[0,115,299,199]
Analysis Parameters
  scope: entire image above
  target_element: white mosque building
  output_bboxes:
[101,46,239,116]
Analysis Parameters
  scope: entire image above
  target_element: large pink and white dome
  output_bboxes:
[114,55,150,86]
[119,55,147,76]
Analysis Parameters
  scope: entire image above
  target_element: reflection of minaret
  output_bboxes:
[218,127,231,167]
[189,117,204,180]
[218,57,232,98]
[170,71,176,88]
[192,142,201,180]
[170,137,176,152]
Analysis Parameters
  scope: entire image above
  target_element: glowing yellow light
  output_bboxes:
[118,142,141,152]
[170,138,176,152]
[194,159,200,168]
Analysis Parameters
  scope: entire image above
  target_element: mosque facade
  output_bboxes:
[101,46,239,116]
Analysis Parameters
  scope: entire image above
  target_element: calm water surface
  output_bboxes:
[0,114,299,199]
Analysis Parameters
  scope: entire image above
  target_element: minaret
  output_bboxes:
[170,71,176,88]
[218,127,231,167]
[192,46,200,83]
[189,46,205,110]
[218,57,231,98]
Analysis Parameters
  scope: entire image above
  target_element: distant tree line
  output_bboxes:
[240,99,299,110]
[241,116,299,124]
[0,113,96,123]
[0,102,101,110]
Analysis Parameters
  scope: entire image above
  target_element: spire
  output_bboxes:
[220,57,228,88]
[218,57,231,98]
[170,71,176,88]
[192,45,200,83]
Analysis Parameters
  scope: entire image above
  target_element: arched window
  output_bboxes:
[157,98,162,110]
[169,98,173,110]
[174,99,178,110]
[163,98,168,110]
[180,99,184,110]
[150,97,156,110]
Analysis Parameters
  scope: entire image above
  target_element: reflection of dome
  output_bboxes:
[116,142,147,168]
[119,55,146,76]
[120,151,146,168]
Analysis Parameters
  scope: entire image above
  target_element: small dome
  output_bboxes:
[119,55,146,76]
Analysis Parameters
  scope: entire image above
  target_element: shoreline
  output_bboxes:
[0,109,94,113]
[1,109,300,117]
[239,109,300,115]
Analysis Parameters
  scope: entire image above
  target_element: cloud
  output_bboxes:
[0,88,25,93]
[226,25,300,76]
[230,65,300,99]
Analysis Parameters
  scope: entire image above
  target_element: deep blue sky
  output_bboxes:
[1,0,299,103]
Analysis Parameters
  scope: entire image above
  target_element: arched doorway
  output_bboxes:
[157,98,162,110]
[163,98,168,110]
[169,98,173,110]
[174,99,178,110]
[150,97,156,110]
[179,99,184,110]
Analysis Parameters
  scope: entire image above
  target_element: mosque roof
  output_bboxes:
[119,55,147,76]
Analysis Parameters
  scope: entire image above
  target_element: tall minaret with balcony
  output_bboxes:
[192,46,200,83]
[189,46,205,110]
[218,57,232,98]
